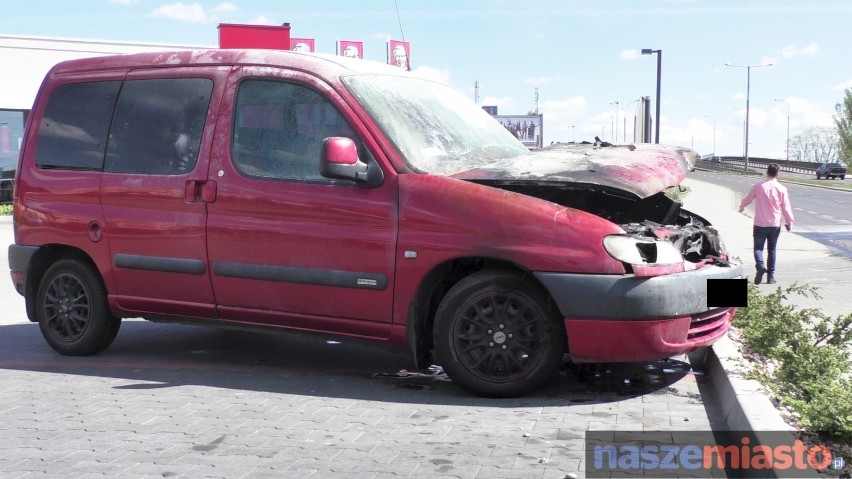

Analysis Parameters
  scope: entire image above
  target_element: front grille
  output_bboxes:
[687,307,731,341]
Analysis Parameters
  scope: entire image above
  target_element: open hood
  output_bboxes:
[454,142,693,199]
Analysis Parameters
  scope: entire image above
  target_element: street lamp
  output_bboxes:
[725,62,773,171]
[641,48,661,143]
[774,98,790,161]
[704,115,715,155]
[610,101,619,143]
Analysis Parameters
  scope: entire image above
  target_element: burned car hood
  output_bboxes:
[454,142,692,199]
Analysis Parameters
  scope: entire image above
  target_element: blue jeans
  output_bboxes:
[753,226,782,275]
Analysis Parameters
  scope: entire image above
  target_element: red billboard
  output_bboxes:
[388,39,410,70]
[337,40,363,59]
[218,23,291,49]
[290,38,315,52]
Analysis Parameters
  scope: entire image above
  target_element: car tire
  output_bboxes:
[36,259,121,356]
[434,269,565,397]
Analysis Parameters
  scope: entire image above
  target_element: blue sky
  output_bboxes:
[2,0,851,158]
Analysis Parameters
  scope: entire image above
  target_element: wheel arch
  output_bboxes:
[24,244,102,322]
[405,256,554,370]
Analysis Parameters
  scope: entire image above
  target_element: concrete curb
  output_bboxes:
[691,337,796,479]
[693,336,792,432]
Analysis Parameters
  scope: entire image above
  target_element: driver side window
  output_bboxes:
[232,79,355,181]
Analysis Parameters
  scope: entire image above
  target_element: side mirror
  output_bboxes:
[320,137,375,184]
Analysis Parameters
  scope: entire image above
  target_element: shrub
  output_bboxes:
[733,282,852,443]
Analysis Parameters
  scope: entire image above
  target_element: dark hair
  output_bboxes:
[767,163,780,177]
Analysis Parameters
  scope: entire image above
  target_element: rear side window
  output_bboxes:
[35,81,120,169]
[232,79,354,181]
[106,78,212,175]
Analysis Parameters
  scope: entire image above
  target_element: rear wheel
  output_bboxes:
[36,259,120,355]
[434,270,565,397]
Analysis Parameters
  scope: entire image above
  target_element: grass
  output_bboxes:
[0,204,11,216]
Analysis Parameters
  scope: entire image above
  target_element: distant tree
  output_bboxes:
[834,88,852,166]
[789,127,840,164]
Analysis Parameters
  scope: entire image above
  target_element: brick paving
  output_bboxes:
[0,318,724,478]
[8,168,850,479]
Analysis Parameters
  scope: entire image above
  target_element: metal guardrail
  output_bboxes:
[717,156,824,175]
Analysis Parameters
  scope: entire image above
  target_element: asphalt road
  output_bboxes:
[690,169,852,259]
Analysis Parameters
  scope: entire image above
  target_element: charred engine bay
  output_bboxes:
[479,180,724,262]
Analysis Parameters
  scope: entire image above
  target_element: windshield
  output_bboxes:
[343,75,529,175]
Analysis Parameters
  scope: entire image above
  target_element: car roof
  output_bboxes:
[46,48,409,81]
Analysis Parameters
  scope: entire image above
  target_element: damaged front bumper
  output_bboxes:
[533,261,743,362]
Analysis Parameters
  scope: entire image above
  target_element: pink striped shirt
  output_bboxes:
[739,178,794,228]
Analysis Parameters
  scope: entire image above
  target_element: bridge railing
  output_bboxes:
[716,157,820,175]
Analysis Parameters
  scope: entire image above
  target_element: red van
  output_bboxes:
[8,50,742,397]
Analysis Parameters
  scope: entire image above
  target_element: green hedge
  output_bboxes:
[733,283,852,443]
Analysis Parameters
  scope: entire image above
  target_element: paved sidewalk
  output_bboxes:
[1,177,845,479]
[0,218,724,479]
[681,176,851,449]
[681,177,852,318]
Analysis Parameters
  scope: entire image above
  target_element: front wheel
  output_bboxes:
[434,270,565,397]
[36,259,121,355]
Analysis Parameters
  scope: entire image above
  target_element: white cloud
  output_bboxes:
[781,43,819,58]
[481,96,517,111]
[212,3,237,14]
[833,79,852,91]
[151,2,238,24]
[247,15,273,25]
[412,66,452,85]
[761,43,820,66]
[541,97,588,121]
[620,49,641,60]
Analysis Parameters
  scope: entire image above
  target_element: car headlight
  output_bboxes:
[603,234,683,266]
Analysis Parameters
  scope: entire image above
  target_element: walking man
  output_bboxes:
[738,163,795,284]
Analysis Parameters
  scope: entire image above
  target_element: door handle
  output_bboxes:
[185,180,217,203]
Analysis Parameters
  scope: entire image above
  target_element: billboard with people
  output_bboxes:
[493,114,543,148]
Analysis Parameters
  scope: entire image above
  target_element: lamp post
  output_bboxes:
[725,62,773,171]
[610,101,619,143]
[641,49,661,143]
[704,115,715,155]
[774,98,790,161]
